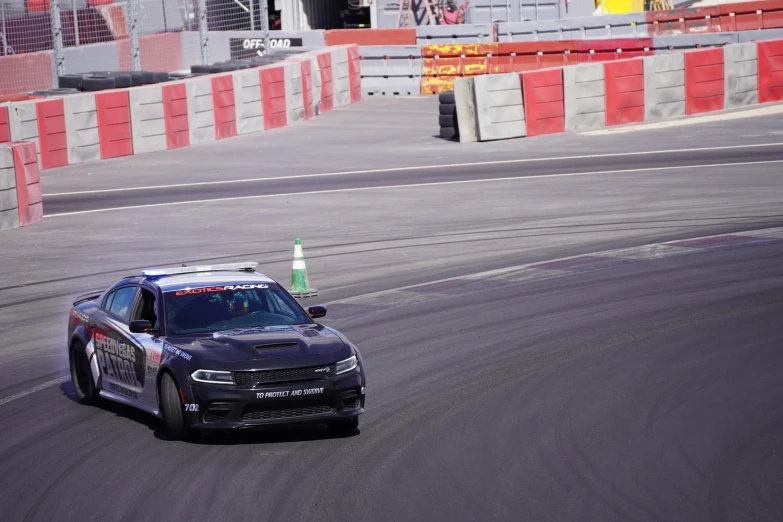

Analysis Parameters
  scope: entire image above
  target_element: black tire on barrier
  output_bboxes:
[439,91,455,104]
[440,126,458,140]
[439,103,456,115]
[82,75,116,92]
[58,75,84,90]
[210,64,238,73]
[191,64,212,74]
[439,114,457,127]
[223,61,251,69]
[151,72,170,83]
[90,72,132,89]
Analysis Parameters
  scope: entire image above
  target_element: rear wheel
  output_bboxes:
[328,416,359,435]
[69,341,98,405]
[160,373,187,440]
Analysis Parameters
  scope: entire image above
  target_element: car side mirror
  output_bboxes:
[308,306,327,319]
[129,320,155,334]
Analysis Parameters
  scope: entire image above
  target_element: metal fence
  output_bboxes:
[0,0,270,95]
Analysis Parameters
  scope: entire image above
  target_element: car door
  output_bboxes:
[128,285,165,412]
[91,285,147,404]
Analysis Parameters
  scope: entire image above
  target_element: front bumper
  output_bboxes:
[183,371,365,430]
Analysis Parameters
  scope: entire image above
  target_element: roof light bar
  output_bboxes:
[142,262,258,278]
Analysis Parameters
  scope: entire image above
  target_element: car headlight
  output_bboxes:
[191,369,234,385]
[335,355,358,375]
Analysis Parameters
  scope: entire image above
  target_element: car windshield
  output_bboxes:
[163,283,312,335]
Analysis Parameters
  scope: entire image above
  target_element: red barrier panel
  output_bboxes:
[96,91,133,159]
[324,28,416,46]
[0,52,54,96]
[346,45,362,104]
[35,98,68,170]
[0,106,9,144]
[316,52,334,113]
[604,59,645,126]
[162,83,189,149]
[718,1,783,31]
[520,69,565,137]
[765,8,783,27]
[576,38,653,63]
[10,141,42,226]
[493,41,577,73]
[647,6,722,35]
[758,39,783,102]
[260,66,287,130]
[211,74,237,140]
[685,48,725,115]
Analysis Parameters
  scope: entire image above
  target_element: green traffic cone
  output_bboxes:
[290,237,317,298]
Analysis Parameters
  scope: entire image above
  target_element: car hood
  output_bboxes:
[161,324,351,369]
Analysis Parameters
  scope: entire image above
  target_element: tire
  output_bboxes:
[191,64,212,74]
[69,341,98,405]
[328,416,359,435]
[223,61,250,69]
[440,126,458,140]
[81,75,116,92]
[160,372,187,440]
[89,72,132,89]
[209,64,238,73]
[31,88,80,97]
[439,114,457,127]
[151,72,170,83]
[438,90,455,104]
[439,103,456,115]
[58,74,84,90]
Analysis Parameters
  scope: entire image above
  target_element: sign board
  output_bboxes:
[230,37,303,59]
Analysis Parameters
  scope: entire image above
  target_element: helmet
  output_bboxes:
[227,291,249,316]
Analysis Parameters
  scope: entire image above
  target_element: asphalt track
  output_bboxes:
[1,98,783,521]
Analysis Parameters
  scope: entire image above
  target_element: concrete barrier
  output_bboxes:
[346,45,362,104]
[644,53,686,120]
[563,62,605,131]
[723,42,759,108]
[61,42,121,76]
[233,69,264,135]
[360,45,423,96]
[129,85,167,155]
[453,77,478,143]
[95,91,133,159]
[162,83,190,149]
[261,66,287,130]
[185,76,216,144]
[10,141,42,226]
[652,33,738,52]
[416,24,495,45]
[7,101,41,164]
[63,93,101,164]
[283,62,305,125]
[0,145,19,230]
[211,74,238,139]
[0,106,9,144]
[35,98,68,170]
[757,38,783,103]
[332,47,352,108]
[473,73,526,141]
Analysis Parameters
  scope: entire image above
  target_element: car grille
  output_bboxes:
[234,363,335,386]
[240,404,334,422]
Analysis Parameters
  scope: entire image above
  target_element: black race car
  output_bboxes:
[67,262,365,439]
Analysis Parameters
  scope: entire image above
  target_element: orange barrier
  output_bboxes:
[324,29,416,47]
[35,98,68,170]
[421,44,498,94]
[96,91,133,159]
[520,69,565,136]
[493,41,577,73]
[211,75,237,140]
[758,39,783,102]
[10,141,42,227]
[162,83,189,149]
[685,48,725,115]
[604,59,645,126]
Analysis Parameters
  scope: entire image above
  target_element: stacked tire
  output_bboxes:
[57,71,170,92]
[438,91,459,141]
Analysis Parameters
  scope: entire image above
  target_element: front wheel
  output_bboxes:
[160,373,187,440]
[70,341,98,405]
[328,416,359,436]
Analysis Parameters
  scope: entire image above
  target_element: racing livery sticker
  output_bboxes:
[93,329,145,388]
[257,387,323,399]
[174,284,269,296]
[146,349,161,376]
[163,343,193,361]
